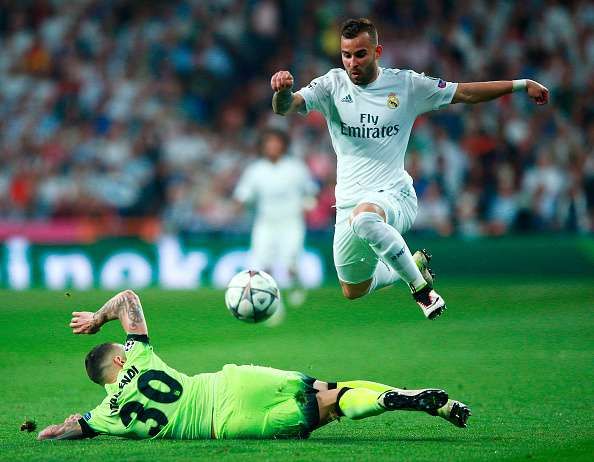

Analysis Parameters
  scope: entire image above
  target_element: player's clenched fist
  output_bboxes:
[271,70,294,92]
[526,79,549,105]
[70,311,100,334]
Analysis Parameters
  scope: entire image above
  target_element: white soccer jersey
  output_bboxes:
[234,156,318,225]
[297,67,457,208]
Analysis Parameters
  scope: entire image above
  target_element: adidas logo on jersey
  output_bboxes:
[340,94,353,103]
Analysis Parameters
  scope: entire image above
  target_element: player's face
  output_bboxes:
[262,134,286,162]
[341,33,382,85]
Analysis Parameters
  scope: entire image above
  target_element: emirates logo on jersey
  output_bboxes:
[387,93,399,109]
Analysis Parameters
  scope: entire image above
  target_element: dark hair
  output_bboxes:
[340,18,378,45]
[85,343,118,385]
[258,128,290,154]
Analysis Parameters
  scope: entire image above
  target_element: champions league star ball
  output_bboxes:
[225,270,280,323]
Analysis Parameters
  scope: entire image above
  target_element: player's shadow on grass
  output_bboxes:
[310,436,467,444]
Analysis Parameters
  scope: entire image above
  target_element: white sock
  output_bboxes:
[367,261,400,294]
[351,212,426,292]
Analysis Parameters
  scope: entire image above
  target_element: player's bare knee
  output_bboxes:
[342,288,362,300]
[313,380,329,391]
[315,389,341,426]
[340,283,365,300]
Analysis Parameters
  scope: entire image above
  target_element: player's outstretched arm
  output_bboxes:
[69,289,148,336]
[271,70,305,115]
[452,79,549,105]
[38,415,84,441]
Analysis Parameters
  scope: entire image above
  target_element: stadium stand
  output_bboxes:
[1,0,592,237]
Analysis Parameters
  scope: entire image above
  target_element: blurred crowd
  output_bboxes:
[1,0,593,236]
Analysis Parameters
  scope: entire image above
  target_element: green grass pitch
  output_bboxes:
[1,277,593,461]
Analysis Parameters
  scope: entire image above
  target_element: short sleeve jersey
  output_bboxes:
[233,156,318,224]
[79,335,219,440]
[296,67,457,208]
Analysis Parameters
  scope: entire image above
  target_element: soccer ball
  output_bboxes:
[225,270,280,323]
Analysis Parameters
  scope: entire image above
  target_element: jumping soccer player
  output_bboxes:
[37,290,470,441]
[234,128,318,306]
[270,18,549,319]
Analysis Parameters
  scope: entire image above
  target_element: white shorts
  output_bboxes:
[250,220,305,271]
[333,186,418,284]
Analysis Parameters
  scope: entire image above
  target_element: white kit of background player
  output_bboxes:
[234,128,318,305]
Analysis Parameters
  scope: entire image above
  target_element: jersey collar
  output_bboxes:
[357,66,384,89]
[104,381,118,394]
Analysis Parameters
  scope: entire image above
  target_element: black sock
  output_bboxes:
[334,387,352,416]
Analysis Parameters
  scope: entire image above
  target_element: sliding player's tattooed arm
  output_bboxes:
[37,414,84,441]
[69,289,148,336]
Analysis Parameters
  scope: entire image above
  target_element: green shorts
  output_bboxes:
[213,364,319,439]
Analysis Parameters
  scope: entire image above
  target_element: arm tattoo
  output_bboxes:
[93,290,145,330]
[123,290,144,329]
[272,90,293,115]
[92,292,125,326]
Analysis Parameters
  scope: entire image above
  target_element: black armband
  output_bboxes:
[126,334,150,344]
[77,418,99,439]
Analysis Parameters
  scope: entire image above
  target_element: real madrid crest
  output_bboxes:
[387,92,399,109]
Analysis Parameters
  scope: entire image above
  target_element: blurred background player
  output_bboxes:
[37,289,470,441]
[270,18,549,320]
[233,128,318,306]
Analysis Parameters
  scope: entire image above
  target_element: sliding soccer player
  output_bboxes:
[271,18,549,319]
[38,290,470,441]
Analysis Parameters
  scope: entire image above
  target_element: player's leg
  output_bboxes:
[251,223,286,326]
[282,221,307,307]
[216,365,320,439]
[313,378,391,393]
[217,368,455,439]
[338,261,401,299]
[334,212,398,299]
[315,385,448,423]
[348,193,446,319]
[315,379,401,424]
[350,203,427,291]
[429,399,472,428]
[314,380,471,429]
[412,248,435,288]
[336,248,434,299]
[249,221,274,273]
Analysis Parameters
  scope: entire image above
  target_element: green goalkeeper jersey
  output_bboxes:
[79,334,219,439]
